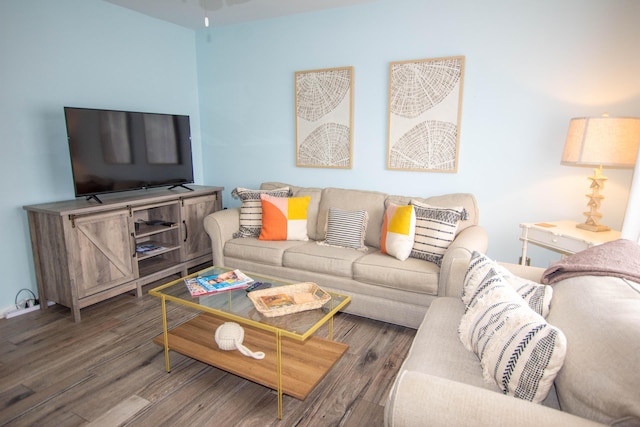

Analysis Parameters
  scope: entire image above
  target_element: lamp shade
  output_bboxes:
[561,116,640,168]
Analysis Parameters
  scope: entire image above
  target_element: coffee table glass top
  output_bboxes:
[149,266,350,340]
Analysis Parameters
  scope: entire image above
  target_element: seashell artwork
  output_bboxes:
[387,56,465,172]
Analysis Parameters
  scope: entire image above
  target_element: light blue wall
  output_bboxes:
[2,0,639,314]
[0,0,201,311]
[197,0,640,266]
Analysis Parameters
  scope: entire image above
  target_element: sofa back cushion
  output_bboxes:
[387,193,479,234]
[546,275,640,425]
[317,187,387,248]
[261,183,479,247]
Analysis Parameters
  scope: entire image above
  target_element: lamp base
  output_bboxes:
[576,222,611,232]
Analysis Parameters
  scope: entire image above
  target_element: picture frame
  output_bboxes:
[295,66,353,168]
[387,56,465,172]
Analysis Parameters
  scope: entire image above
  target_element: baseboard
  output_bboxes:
[2,301,55,319]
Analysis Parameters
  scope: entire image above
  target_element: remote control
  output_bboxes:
[245,282,272,292]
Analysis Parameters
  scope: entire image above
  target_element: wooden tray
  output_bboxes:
[248,282,331,317]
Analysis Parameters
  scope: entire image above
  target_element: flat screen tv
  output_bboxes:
[64,107,194,203]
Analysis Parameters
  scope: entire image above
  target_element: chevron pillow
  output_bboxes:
[458,270,567,403]
[462,251,553,317]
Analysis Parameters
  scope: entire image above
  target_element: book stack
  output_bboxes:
[136,243,166,256]
[185,269,253,297]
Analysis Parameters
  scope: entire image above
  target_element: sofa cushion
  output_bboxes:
[380,203,416,261]
[259,194,310,241]
[319,207,369,251]
[546,275,640,425]
[459,271,567,404]
[402,297,498,391]
[224,237,306,266]
[283,241,369,278]
[409,200,465,266]
[463,252,553,317]
[317,187,387,247]
[354,252,439,295]
[231,186,291,238]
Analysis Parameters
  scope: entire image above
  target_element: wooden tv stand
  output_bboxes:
[23,185,223,322]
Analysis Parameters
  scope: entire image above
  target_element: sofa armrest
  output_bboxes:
[438,225,488,297]
[384,371,603,427]
[498,262,545,283]
[443,258,547,298]
[203,208,240,266]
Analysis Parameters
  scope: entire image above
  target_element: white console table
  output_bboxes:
[519,220,621,265]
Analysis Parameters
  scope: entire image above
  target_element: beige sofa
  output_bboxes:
[203,182,488,328]
[204,182,639,425]
[384,259,640,426]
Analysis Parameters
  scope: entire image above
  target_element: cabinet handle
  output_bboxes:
[131,232,136,257]
[183,220,188,242]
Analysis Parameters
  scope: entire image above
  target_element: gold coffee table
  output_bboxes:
[148,266,351,419]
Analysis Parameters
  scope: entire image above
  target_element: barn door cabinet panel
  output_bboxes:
[68,209,135,299]
[24,185,223,322]
[181,194,222,262]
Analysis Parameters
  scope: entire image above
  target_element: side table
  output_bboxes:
[519,220,621,265]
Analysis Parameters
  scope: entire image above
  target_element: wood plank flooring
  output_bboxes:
[0,281,416,426]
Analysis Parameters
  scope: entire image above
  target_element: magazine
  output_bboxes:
[184,277,211,297]
[136,242,166,256]
[184,269,253,297]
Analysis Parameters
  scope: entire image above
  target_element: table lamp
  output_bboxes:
[561,114,640,232]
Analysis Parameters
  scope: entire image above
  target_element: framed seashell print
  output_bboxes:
[387,56,465,172]
[295,66,353,168]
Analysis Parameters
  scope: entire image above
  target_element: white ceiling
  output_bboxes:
[103,0,379,29]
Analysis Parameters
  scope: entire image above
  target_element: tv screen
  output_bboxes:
[63,107,194,200]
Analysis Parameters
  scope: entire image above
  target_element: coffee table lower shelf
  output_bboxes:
[152,312,348,400]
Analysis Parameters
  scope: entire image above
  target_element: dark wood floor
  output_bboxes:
[0,281,415,427]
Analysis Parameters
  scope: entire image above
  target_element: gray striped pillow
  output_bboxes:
[231,187,291,238]
[458,273,567,403]
[320,207,368,250]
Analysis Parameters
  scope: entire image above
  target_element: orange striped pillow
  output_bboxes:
[259,194,311,241]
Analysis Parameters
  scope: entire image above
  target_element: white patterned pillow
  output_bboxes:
[231,187,291,238]
[463,251,553,317]
[458,272,567,403]
[499,267,553,318]
[318,207,369,251]
[409,200,467,266]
